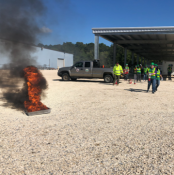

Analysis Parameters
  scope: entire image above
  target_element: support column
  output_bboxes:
[124,48,127,68]
[137,55,139,65]
[132,52,134,73]
[141,56,142,65]
[94,35,99,60]
[113,43,117,66]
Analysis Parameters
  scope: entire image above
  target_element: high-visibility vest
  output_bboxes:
[156,69,160,80]
[148,68,156,79]
[137,68,141,74]
[113,65,123,75]
[168,67,172,72]
[144,68,148,74]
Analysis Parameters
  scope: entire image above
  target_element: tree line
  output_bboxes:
[38,42,145,68]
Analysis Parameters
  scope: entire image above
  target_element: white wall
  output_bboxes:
[0,41,73,69]
[32,47,73,69]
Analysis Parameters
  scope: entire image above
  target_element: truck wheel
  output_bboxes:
[62,73,70,81]
[71,78,77,81]
[104,75,113,83]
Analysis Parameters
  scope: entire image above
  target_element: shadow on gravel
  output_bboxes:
[124,88,147,92]
[53,79,123,85]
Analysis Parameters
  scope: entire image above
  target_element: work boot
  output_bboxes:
[147,89,149,93]
[152,91,154,94]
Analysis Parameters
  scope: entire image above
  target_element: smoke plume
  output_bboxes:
[0,0,48,110]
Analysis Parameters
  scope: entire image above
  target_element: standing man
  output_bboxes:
[137,65,141,82]
[156,64,162,92]
[113,62,123,86]
[134,65,137,84]
[167,64,172,80]
[143,65,148,81]
[147,62,156,94]
[124,64,129,81]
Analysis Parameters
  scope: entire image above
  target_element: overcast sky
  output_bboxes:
[40,0,174,46]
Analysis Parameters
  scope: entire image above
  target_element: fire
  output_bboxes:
[23,66,48,112]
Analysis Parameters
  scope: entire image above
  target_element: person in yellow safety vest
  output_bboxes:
[113,62,123,86]
[137,65,141,82]
[155,64,163,92]
[167,64,172,80]
[147,62,156,94]
[134,65,137,84]
[124,64,129,81]
[143,65,148,82]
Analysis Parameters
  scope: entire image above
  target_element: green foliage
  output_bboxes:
[38,42,144,68]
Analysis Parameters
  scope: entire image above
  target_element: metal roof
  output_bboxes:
[92,26,174,61]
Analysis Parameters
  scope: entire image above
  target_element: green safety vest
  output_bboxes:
[144,67,148,74]
[168,67,172,72]
[134,68,137,74]
[137,68,141,74]
[148,68,156,79]
[125,66,129,70]
[113,65,123,75]
[156,69,160,80]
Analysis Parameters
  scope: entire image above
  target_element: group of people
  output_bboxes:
[112,62,172,94]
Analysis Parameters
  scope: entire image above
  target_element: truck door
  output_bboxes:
[84,62,92,77]
[70,62,84,77]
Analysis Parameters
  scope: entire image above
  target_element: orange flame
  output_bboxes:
[23,66,48,112]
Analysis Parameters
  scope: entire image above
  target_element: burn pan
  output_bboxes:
[25,108,51,116]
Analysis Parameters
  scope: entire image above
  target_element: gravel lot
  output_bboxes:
[0,70,174,174]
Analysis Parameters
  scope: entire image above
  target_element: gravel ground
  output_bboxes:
[0,70,174,175]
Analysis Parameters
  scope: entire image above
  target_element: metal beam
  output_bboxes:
[127,46,174,49]
[114,40,174,44]
[94,35,99,60]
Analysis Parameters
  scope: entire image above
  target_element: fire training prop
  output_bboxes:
[23,66,50,116]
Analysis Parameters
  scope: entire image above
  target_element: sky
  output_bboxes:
[40,0,174,46]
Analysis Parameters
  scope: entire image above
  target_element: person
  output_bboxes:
[137,65,141,82]
[155,64,162,92]
[113,62,123,86]
[124,64,129,81]
[167,64,172,80]
[140,64,144,80]
[134,65,137,84]
[147,62,156,94]
[143,65,148,81]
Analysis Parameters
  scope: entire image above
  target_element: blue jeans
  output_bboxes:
[148,78,156,92]
[156,80,160,90]
[143,74,147,81]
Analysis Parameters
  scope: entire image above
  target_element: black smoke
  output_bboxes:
[0,0,48,110]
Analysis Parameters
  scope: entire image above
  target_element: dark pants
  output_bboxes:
[113,75,120,85]
[137,74,141,82]
[156,80,160,90]
[125,74,129,80]
[168,72,171,80]
[148,78,156,92]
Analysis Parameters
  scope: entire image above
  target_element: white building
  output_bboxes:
[0,40,73,69]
